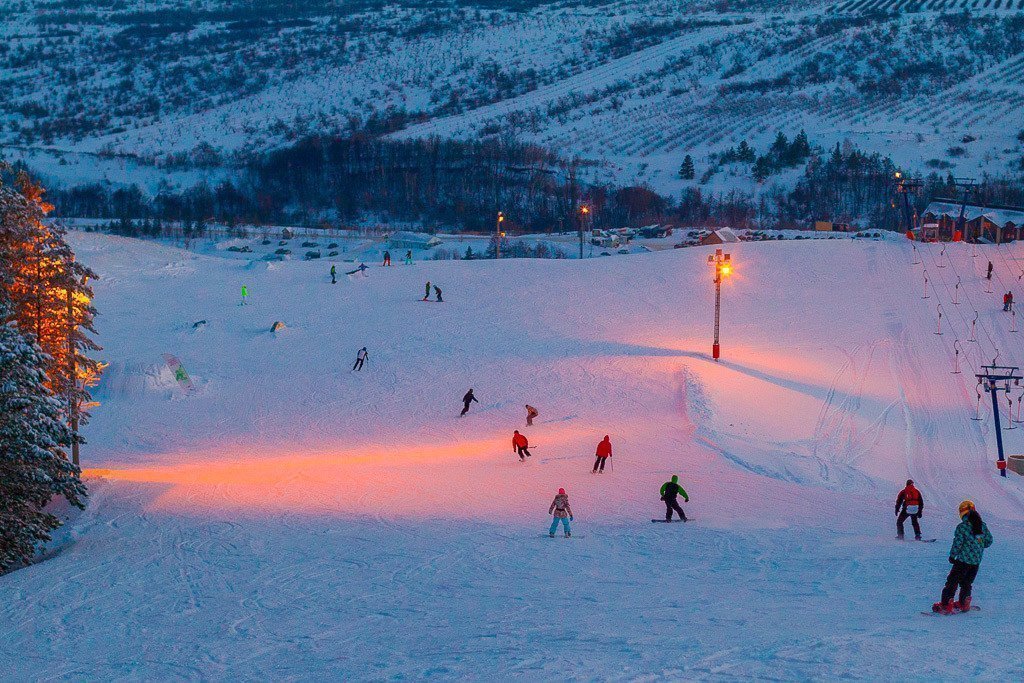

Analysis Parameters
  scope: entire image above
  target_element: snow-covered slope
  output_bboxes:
[2,232,1024,678]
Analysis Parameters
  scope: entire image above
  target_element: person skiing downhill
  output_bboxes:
[460,388,478,416]
[405,250,413,265]
[660,475,689,522]
[434,285,443,302]
[933,500,993,614]
[383,250,391,267]
[548,488,573,537]
[352,347,368,371]
[424,281,431,301]
[331,264,337,284]
[895,479,924,540]
[525,404,539,426]
[592,435,612,473]
[987,261,994,280]
[512,430,531,461]
[240,284,249,306]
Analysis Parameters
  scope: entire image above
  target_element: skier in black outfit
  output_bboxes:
[660,475,689,522]
[353,347,368,371]
[460,388,478,416]
[434,285,443,302]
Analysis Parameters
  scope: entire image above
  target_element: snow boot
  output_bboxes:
[896,533,905,540]
[549,532,555,538]
[565,532,571,538]
[932,601,954,615]
[915,535,922,541]
[956,596,972,613]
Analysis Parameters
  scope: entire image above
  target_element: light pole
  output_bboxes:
[578,205,590,259]
[707,248,732,361]
[495,211,505,259]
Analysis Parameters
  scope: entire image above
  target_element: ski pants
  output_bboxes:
[527,414,535,426]
[941,560,980,604]
[383,256,390,266]
[664,497,687,522]
[549,516,571,536]
[593,456,607,472]
[897,511,921,538]
[331,272,336,284]
[516,446,531,460]
[461,402,471,416]
[353,358,364,371]
[436,294,443,302]
[1004,302,1012,312]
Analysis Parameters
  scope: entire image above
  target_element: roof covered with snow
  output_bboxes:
[923,201,1024,227]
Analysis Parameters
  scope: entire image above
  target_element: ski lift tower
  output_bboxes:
[953,177,980,242]
[894,172,923,237]
[976,363,1022,477]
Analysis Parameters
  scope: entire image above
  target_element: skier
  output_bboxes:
[987,261,993,280]
[592,435,612,473]
[346,263,369,276]
[933,500,993,614]
[660,475,689,522]
[548,487,573,537]
[330,264,337,284]
[405,250,413,265]
[512,430,531,461]
[460,388,478,416]
[434,285,443,303]
[240,284,249,306]
[383,250,391,267]
[895,479,924,540]
[423,281,431,301]
[1004,291,1013,312]
[352,347,368,371]
[525,404,539,426]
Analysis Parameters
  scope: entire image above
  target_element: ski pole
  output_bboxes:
[953,277,961,305]
[938,244,946,267]
[952,340,962,374]
[922,270,930,299]
[968,312,978,342]
[935,304,943,335]
[972,384,983,421]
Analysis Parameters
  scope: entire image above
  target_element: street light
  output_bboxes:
[707,248,732,361]
[496,211,505,259]
[578,205,590,259]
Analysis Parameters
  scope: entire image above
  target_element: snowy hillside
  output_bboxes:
[3,1,1023,194]
[2,231,1024,678]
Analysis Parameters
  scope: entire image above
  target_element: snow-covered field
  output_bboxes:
[3,232,1024,679]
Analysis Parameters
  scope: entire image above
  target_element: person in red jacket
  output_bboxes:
[895,479,924,540]
[512,430,531,461]
[593,435,612,473]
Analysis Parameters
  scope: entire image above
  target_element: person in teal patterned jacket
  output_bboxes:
[933,500,993,614]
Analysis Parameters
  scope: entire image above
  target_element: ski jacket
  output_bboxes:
[895,485,923,514]
[549,494,572,518]
[526,405,538,418]
[356,349,368,361]
[512,432,528,450]
[1005,293,1012,305]
[660,481,688,502]
[596,437,612,458]
[463,391,477,405]
[949,514,993,565]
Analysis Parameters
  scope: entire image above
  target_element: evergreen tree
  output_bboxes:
[737,140,755,163]
[752,156,772,183]
[0,300,87,573]
[679,155,695,180]
[464,246,475,260]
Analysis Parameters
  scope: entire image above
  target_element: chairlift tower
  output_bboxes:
[953,177,980,242]
[976,363,1022,477]
[894,172,923,236]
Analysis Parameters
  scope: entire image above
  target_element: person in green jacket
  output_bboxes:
[660,475,689,522]
[240,284,249,306]
[933,500,993,614]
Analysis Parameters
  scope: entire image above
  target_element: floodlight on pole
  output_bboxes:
[707,248,732,361]
[495,211,505,259]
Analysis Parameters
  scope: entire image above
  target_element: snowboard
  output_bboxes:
[898,537,937,543]
[162,353,195,394]
[652,519,690,523]
[921,606,981,616]
[539,534,583,539]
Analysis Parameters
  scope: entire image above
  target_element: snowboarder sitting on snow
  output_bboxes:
[434,285,443,302]
[895,479,924,540]
[346,263,368,276]
[548,488,573,537]
[460,388,478,416]
[331,264,337,284]
[352,347,368,371]
[512,430,531,461]
[933,500,993,614]
[383,250,391,266]
[1004,292,1013,312]
[423,281,431,300]
[592,435,611,473]
[660,475,689,522]
[525,404,539,426]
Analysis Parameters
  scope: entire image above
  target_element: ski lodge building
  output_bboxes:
[921,200,1024,243]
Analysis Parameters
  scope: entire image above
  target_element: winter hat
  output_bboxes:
[558,488,565,495]
[906,479,914,487]
[958,500,975,516]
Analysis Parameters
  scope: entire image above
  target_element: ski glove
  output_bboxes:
[569,516,574,521]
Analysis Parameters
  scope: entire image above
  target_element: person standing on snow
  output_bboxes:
[460,388,478,416]
[331,264,337,284]
[352,347,368,372]
[240,284,249,306]
[592,435,612,473]
[933,500,993,614]
[434,285,443,303]
[525,404,539,426]
[660,475,689,522]
[548,487,573,537]
[382,250,391,267]
[423,281,431,301]
[895,479,924,540]
[512,430,532,461]
[1004,292,1013,312]
[987,261,994,280]
[405,250,413,265]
